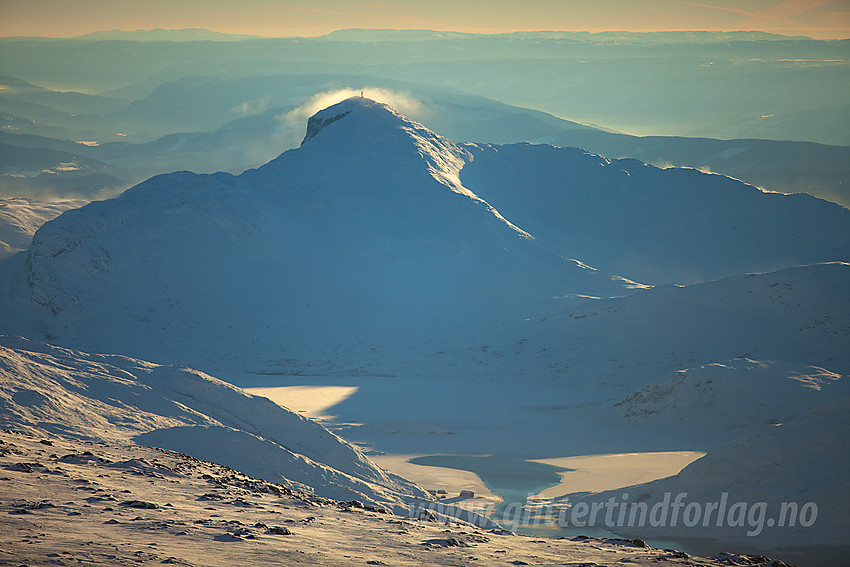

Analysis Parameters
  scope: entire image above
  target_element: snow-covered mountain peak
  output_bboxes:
[297,99,469,190]
[276,96,529,235]
[3,96,642,366]
[2,97,848,375]
[301,96,401,145]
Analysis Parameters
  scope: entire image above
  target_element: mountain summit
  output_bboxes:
[287,97,530,237]
[297,97,477,195]
[301,96,397,145]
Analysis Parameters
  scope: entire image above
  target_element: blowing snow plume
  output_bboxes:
[279,88,424,139]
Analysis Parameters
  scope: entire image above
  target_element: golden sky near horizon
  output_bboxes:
[1,0,849,39]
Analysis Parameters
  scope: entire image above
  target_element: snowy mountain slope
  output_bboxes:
[396,262,850,388]
[448,262,850,405]
[546,262,850,376]
[0,197,88,259]
[539,129,850,209]
[613,358,850,441]
[564,397,850,551]
[0,97,636,371]
[0,99,846,450]
[0,96,846,377]
[318,262,850,457]
[0,335,428,511]
[460,143,850,284]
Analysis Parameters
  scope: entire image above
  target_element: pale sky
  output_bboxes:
[1,0,849,39]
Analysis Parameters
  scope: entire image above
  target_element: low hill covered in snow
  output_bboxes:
[0,335,427,512]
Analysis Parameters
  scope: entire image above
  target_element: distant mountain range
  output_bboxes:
[2,73,847,208]
[73,28,260,42]
[319,29,814,43]
[2,30,846,144]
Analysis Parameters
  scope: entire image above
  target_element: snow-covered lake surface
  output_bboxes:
[244,385,359,421]
[246,384,704,505]
[245,382,716,552]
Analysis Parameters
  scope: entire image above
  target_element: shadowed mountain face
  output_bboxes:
[538,130,850,209]
[0,98,848,373]
[461,143,850,284]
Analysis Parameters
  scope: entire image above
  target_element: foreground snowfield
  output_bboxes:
[0,429,796,567]
[1,98,848,564]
